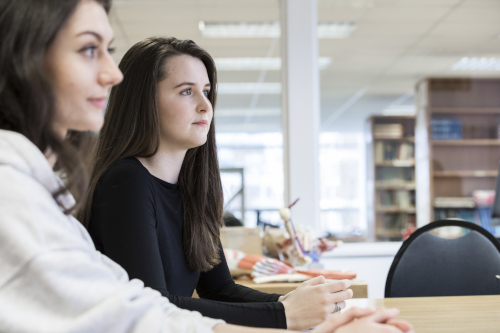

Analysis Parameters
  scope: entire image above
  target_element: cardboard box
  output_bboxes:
[220,227,262,255]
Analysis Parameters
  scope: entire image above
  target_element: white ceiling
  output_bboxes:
[109,0,500,132]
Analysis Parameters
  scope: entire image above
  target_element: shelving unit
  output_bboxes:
[415,78,500,236]
[368,115,417,241]
[432,139,500,146]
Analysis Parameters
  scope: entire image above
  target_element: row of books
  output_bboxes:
[462,124,500,139]
[431,118,500,140]
[373,124,403,139]
[377,214,416,239]
[377,190,415,209]
[431,119,463,140]
[434,208,496,235]
[434,197,475,208]
[434,192,495,209]
[376,167,415,185]
[374,141,414,162]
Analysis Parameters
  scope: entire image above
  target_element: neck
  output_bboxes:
[137,142,187,184]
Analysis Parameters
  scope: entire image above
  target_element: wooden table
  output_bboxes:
[234,279,367,298]
[346,295,500,333]
[193,280,367,298]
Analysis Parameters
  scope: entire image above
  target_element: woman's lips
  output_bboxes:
[88,98,107,109]
[193,120,208,126]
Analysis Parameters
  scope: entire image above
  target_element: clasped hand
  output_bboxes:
[315,307,414,333]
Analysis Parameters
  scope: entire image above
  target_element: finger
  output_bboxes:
[325,300,347,316]
[368,308,400,323]
[331,307,373,320]
[321,279,351,293]
[386,319,413,333]
[302,275,327,286]
[320,307,375,331]
[373,323,405,333]
[329,289,353,303]
[337,301,347,310]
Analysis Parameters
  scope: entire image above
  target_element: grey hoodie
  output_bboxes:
[0,130,224,333]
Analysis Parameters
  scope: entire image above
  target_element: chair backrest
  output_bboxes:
[385,219,500,298]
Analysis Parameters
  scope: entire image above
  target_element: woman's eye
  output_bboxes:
[203,90,210,96]
[81,46,97,58]
[181,88,192,95]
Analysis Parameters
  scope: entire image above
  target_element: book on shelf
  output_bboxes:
[373,124,403,138]
[434,207,497,235]
[376,167,415,185]
[375,180,416,190]
[378,190,415,209]
[431,119,463,140]
[434,208,475,222]
[374,141,414,162]
[375,229,405,239]
[376,207,416,213]
[434,197,475,208]
[377,214,416,240]
[462,124,499,139]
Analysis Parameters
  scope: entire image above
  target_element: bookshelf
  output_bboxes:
[368,116,417,241]
[415,78,500,236]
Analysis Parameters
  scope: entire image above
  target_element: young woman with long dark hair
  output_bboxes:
[0,0,412,332]
[80,36,411,332]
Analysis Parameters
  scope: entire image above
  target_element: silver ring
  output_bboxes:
[334,302,341,313]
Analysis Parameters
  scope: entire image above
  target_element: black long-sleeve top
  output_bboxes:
[88,157,287,328]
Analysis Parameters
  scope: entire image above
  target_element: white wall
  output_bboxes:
[321,242,402,299]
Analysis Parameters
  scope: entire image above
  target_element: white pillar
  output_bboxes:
[280,0,321,233]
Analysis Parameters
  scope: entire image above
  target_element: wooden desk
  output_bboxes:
[346,295,500,333]
[193,280,367,298]
[234,279,368,298]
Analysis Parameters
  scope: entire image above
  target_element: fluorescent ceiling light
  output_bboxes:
[215,108,281,117]
[200,21,355,39]
[317,22,356,39]
[200,21,280,38]
[452,57,500,71]
[382,105,416,116]
[215,57,332,70]
[218,82,281,94]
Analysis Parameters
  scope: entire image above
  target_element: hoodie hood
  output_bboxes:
[0,129,74,210]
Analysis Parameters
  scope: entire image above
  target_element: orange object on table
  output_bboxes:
[297,269,357,280]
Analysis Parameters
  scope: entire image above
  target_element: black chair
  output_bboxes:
[385,219,500,298]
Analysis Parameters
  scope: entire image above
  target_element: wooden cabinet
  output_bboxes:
[415,78,500,232]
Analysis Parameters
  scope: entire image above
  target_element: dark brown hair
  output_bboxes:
[0,0,111,213]
[79,36,224,272]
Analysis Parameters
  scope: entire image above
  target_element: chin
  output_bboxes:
[73,117,104,133]
[197,138,209,146]
[188,139,208,149]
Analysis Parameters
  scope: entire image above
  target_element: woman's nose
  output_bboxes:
[197,93,212,113]
[98,53,123,87]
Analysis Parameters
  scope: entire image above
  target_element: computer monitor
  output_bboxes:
[491,161,500,226]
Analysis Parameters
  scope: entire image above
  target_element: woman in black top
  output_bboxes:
[80,36,353,330]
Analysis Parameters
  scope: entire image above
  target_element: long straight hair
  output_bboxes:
[79,37,224,272]
[0,0,110,213]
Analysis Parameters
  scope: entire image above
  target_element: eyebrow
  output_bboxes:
[174,82,211,89]
[76,31,115,43]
